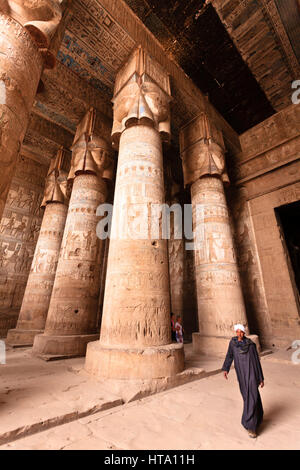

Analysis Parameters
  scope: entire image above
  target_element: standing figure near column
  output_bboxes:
[33,108,114,358]
[222,324,264,439]
[0,1,69,219]
[180,113,257,356]
[7,148,70,347]
[85,47,185,380]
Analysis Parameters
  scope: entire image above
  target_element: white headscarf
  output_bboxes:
[234,324,246,333]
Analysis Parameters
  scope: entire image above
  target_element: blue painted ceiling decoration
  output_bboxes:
[34,0,300,142]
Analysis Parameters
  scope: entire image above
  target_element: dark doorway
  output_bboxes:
[275,200,300,312]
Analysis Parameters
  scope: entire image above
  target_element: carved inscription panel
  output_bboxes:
[0,154,47,310]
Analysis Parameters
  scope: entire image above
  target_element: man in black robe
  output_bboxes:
[222,324,264,438]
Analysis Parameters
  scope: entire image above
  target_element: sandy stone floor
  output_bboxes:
[1,349,300,450]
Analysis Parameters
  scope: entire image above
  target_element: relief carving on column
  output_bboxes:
[228,185,272,347]
[0,1,69,218]
[180,113,229,187]
[41,147,71,207]
[0,154,47,311]
[68,108,114,181]
[111,46,172,148]
[179,113,250,352]
[85,48,185,379]
[2,0,69,68]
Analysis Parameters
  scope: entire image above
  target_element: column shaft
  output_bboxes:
[0,15,43,218]
[180,112,254,356]
[85,126,184,379]
[33,173,107,357]
[7,201,67,346]
[85,47,184,379]
[101,126,171,347]
[191,176,248,353]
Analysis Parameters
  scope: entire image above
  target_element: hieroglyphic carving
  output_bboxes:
[85,48,184,380]
[41,147,71,206]
[77,0,135,52]
[234,103,300,347]
[0,1,68,219]
[41,0,241,162]
[37,61,113,138]
[112,47,172,148]
[22,131,59,165]
[236,136,300,183]
[239,103,300,161]
[167,185,198,340]
[191,177,248,338]
[39,173,107,338]
[28,112,74,150]
[180,113,229,187]
[4,0,66,68]
[56,0,136,93]
[68,108,114,180]
[246,183,300,344]
[213,0,295,110]
[101,245,171,347]
[69,3,130,65]
[241,159,300,201]
[227,186,273,348]
[0,14,44,219]
[0,154,47,312]
[261,0,300,79]
[180,114,248,348]
[7,202,68,343]
[32,110,114,357]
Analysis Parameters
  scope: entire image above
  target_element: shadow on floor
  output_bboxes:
[259,402,291,434]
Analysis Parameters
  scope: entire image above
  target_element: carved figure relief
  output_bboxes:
[111,47,172,148]
[0,155,47,309]
[3,0,65,67]
[181,113,229,187]
[228,186,272,346]
[67,109,114,182]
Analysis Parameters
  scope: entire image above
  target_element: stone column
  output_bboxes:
[166,182,198,342]
[33,109,114,358]
[85,47,185,380]
[167,182,185,322]
[180,113,250,356]
[0,1,68,219]
[96,182,114,330]
[7,148,70,347]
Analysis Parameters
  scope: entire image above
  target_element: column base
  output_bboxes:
[6,329,43,347]
[85,341,185,380]
[192,333,261,357]
[32,333,99,360]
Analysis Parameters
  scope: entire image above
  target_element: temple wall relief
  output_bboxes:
[234,103,300,347]
[0,154,47,316]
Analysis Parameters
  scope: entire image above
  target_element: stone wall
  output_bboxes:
[0,153,48,321]
[234,103,300,347]
[227,186,272,348]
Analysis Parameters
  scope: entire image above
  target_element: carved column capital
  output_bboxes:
[68,108,114,181]
[180,113,229,187]
[112,46,172,148]
[41,147,70,206]
[4,0,67,68]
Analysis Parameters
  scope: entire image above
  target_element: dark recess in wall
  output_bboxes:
[125,0,275,134]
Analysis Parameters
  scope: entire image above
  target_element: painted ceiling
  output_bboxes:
[29,0,300,164]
